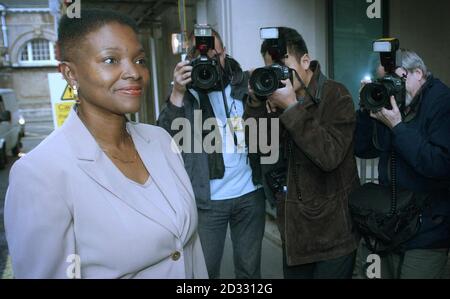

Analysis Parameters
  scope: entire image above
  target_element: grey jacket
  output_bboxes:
[157,71,262,209]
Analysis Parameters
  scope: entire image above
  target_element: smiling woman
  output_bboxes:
[3,9,208,279]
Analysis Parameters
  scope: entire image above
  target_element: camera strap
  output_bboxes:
[217,54,238,146]
[293,69,327,105]
[315,72,327,104]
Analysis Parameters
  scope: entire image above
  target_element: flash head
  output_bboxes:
[260,27,287,63]
[260,27,279,39]
[373,38,401,74]
[194,24,214,55]
[194,25,212,38]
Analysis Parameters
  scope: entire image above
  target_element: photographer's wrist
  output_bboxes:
[284,101,298,112]
[170,89,185,107]
[247,95,264,108]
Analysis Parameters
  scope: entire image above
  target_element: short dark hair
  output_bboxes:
[57,9,139,61]
[260,27,308,62]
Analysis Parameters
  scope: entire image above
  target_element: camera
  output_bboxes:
[360,38,406,111]
[188,25,221,92]
[249,64,292,97]
[249,27,293,98]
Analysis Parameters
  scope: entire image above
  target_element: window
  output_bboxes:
[328,0,388,107]
[18,39,57,66]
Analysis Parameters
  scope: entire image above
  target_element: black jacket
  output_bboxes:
[355,76,450,249]
[245,61,359,265]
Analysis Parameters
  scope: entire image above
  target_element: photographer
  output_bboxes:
[354,49,450,279]
[245,27,359,279]
[157,27,266,279]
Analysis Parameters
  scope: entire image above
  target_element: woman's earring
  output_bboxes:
[73,85,80,105]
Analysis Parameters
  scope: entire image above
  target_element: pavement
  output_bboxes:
[220,215,283,279]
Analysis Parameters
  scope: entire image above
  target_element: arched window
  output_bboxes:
[18,39,57,66]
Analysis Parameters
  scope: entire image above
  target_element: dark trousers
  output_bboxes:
[355,241,449,279]
[282,247,356,279]
[197,188,266,279]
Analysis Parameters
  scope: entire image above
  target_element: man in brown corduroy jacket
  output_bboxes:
[245,27,360,279]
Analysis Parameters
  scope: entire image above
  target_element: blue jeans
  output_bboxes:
[197,189,266,279]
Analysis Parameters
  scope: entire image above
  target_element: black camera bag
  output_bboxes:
[349,151,429,255]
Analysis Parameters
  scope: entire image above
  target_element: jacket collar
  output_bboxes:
[403,74,434,121]
[301,60,324,109]
[62,108,152,161]
[61,108,182,237]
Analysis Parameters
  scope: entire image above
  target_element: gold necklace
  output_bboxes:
[100,135,138,164]
[77,109,138,164]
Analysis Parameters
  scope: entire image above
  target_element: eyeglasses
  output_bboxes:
[395,67,409,79]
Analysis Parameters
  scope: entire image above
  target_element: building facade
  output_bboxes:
[0,0,57,121]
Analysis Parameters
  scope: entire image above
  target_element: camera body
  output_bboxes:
[249,27,293,98]
[360,38,406,111]
[188,25,221,92]
[249,63,292,97]
[360,74,405,111]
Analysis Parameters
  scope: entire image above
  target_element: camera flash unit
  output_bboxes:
[260,27,279,40]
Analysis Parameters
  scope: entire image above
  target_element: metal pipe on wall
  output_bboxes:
[220,0,232,55]
[0,4,10,63]
[48,0,60,43]
[196,0,207,24]
[150,37,160,120]
[179,0,186,34]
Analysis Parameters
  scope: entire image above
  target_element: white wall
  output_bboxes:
[203,0,328,74]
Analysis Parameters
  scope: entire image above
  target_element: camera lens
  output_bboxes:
[199,67,212,81]
[370,85,385,103]
[361,82,389,110]
[259,72,275,89]
[250,68,278,97]
[191,62,219,91]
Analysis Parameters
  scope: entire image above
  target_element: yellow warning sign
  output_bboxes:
[61,84,75,101]
[55,102,75,127]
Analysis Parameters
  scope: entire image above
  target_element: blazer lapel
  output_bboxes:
[62,109,180,237]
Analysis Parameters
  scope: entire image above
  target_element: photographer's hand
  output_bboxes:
[247,82,277,113]
[266,101,277,114]
[370,96,402,129]
[170,60,193,107]
[247,83,261,105]
[267,79,297,110]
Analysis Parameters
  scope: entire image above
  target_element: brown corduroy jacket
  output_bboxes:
[245,61,360,265]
